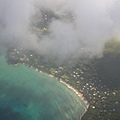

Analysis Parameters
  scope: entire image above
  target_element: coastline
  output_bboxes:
[38,70,89,119]
[59,79,89,119]
[59,79,89,109]
[14,63,89,119]
[38,69,89,110]
[7,48,120,120]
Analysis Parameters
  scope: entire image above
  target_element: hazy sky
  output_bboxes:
[0,0,120,59]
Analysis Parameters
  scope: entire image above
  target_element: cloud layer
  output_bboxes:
[0,0,120,59]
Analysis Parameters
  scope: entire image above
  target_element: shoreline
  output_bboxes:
[8,52,89,111]
[59,79,89,109]
[38,70,89,109]
[59,79,89,119]
[39,70,90,119]
[15,64,89,119]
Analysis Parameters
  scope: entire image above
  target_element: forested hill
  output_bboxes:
[82,39,120,120]
[94,39,120,90]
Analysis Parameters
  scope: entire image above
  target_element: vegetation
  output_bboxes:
[82,39,120,120]
[104,38,120,54]
[6,39,120,120]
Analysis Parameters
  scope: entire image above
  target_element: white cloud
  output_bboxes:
[0,0,120,59]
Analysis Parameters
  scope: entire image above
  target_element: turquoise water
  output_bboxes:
[0,55,86,120]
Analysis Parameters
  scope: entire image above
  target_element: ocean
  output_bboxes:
[0,55,86,120]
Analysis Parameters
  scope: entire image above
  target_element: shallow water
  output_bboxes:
[0,55,86,120]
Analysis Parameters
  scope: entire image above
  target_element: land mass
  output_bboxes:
[6,39,120,120]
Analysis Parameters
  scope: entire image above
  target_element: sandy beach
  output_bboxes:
[18,67,90,112]
[17,61,89,119]
[37,69,89,110]
[59,79,89,109]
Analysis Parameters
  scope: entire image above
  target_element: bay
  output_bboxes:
[0,55,86,120]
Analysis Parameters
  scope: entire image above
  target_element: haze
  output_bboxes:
[0,0,120,59]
